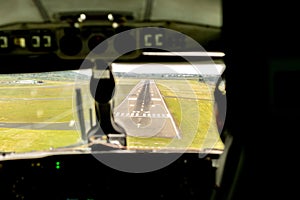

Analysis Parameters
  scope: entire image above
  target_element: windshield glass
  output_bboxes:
[0,0,222,27]
[0,70,94,153]
[0,60,225,155]
[0,0,225,158]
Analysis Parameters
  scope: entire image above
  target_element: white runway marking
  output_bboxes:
[151,98,161,101]
[114,112,171,119]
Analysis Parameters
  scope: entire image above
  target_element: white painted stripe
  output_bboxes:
[151,98,161,101]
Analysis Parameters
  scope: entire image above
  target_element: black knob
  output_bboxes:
[88,34,108,54]
[59,35,82,56]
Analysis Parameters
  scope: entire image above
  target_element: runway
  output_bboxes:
[113,80,180,139]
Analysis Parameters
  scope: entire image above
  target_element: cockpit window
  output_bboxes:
[0,0,222,27]
[0,0,225,159]
[0,61,225,154]
[150,0,222,27]
[0,70,93,153]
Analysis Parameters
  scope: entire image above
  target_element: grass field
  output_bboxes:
[0,75,224,153]
[119,78,224,151]
[0,78,89,153]
[0,128,80,153]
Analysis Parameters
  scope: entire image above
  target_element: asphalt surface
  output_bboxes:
[113,80,180,138]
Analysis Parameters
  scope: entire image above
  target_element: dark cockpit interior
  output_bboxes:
[0,0,299,199]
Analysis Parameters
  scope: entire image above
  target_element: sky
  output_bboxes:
[111,62,225,75]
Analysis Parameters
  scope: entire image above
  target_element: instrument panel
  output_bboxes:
[0,20,220,62]
[0,22,135,59]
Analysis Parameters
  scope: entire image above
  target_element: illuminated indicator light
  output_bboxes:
[112,22,119,29]
[108,13,114,21]
[14,38,26,48]
[80,13,86,20]
[32,36,40,47]
[0,36,8,48]
[43,35,52,47]
[78,13,86,22]
[56,161,61,169]
[74,22,80,28]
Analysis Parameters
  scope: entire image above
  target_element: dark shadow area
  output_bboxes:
[2,0,299,199]
[211,0,300,199]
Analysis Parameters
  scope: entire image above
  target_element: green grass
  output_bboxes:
[127,79,224,151]
[0,128,80,153]
[0,77,224,153]
[0,80,88,153]
[0,83,74,98]
[0,99,74,122]
[0,82,91,123]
